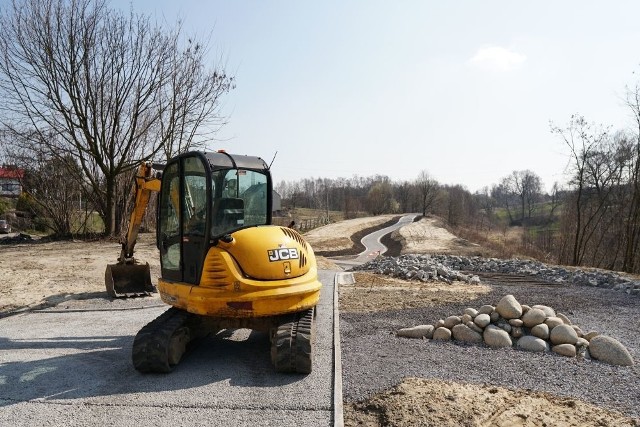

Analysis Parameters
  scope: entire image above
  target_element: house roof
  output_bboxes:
[0,167,24,179]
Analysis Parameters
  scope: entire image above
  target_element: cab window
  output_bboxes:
[211,169,268,237]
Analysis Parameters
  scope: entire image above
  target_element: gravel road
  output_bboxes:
[0,270,338,427]
[340,278,640,418]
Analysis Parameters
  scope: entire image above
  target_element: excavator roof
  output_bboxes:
[203,151,269,172]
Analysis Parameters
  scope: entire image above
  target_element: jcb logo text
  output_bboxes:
[268,248,299,262]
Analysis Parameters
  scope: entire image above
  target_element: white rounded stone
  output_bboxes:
[531,323,550,340]
[552,344,577,357]
[483,325,512,348]
[517,336,549,352]
[532,304,556,318]
[451,324,483,344]
[495,295,523,320]
[464,308,478,318]
[433,327,452,341]
[478,305,495,315]
[443,315,461,329]
[589,335,634,366]
[522,308,547,328]
[549,324,578,345]
[544,317,564,329]
[474,313,491,328]
[397,324,434,339]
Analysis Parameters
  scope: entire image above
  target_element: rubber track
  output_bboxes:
[272,308,314,374]
[132,307,191,373]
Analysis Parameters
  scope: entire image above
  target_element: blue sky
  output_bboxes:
[113,2,640,192]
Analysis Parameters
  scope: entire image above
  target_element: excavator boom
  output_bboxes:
[105,162,161,297]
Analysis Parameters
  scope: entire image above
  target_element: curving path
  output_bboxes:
[355,213,418,262]
[329,214,417,270]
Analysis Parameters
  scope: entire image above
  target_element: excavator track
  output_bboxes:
[271,308,315,374]
[132,307,196,373]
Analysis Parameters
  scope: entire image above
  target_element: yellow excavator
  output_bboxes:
[105,151,322,374]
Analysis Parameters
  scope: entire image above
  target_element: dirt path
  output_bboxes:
[303,214,397,253]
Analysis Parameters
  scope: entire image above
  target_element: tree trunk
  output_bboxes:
[104,177,115,237]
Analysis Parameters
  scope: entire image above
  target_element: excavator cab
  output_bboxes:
[157,151,272,286]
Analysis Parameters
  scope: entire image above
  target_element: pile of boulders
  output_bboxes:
[352,254,640,295]
[397,294,634,366]
[352,254,482,285]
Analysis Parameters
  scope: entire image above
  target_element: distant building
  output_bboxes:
[0,166,24,197]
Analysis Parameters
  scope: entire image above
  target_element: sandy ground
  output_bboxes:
[346,377,639,427]
[0,233,161,313]
[339,272,640,427]
[394,216,484,256]
[1,218,638,426]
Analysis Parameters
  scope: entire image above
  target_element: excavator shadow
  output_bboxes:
[182,328,310,386]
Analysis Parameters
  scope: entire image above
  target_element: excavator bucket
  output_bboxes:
[105,263,155,298]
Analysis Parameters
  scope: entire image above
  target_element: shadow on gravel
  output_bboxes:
[0,291,113,319]
[0,330,302,406]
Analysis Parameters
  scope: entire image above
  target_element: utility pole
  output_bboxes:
[325,180,330,223]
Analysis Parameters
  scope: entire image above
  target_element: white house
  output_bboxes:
[0,166,23,197]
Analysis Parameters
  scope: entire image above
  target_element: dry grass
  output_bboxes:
[339,272,491,313]
[450,224,555,262]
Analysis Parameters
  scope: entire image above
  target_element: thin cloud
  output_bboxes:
[469,46,527,72]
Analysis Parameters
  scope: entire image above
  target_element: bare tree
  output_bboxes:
[515,170,543,220]
[442,184,468,226]
[415,170,439,216]
[156,33,234,159]
[394,181,415,213]
[548,181,562,219]
[366,179,396,215]
[621,83,640,271]
[491,179,515,224]
[494,170,542,224]
[0,0,233,235]
[551,115,611,266]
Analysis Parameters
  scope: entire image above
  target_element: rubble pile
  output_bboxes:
[352,254,640,295]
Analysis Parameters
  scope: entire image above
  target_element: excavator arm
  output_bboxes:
[118,162,162,262]
[105,162,162,298]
